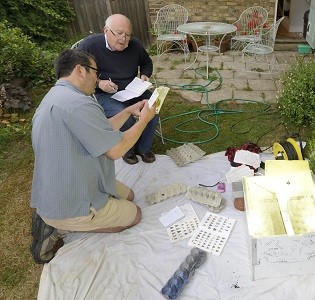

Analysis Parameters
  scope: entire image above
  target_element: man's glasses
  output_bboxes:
[82,65,99,73]
[108,27,132,39]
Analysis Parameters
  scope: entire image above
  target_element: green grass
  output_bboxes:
[152,91,311,155]
[0,87,312,299]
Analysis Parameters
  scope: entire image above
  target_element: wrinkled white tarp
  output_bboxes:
[38,152,315,300]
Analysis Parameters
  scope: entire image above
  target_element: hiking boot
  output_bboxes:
[30,212,65,264]
[136,150,156,163]
[122,149,139,164]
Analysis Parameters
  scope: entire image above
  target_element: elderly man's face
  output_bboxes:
[104,20,132,51]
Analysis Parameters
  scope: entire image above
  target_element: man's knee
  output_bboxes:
[151,114,160,126]
[89,205,141,233]
[120,115,135,132]
[95,93,125,117]
[132,206,142,226]
[127,189,134,202]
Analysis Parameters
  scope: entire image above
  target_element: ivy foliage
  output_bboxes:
[0,0,74,42]
[277,57,315,127]
[0,21,57,86]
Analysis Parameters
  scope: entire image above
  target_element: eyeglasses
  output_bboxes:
[108,27,132,39]
[82,65,99,73]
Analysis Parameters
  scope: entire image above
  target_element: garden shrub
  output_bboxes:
[0,21,57,86]
[305,130,315,175]
[0,0,74,43]
[277,57,315,127]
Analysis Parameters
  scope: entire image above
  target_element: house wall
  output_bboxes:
[148,0,276,27]
[288,0,310,32]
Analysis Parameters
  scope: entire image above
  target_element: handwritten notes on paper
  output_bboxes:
[111,77,153,102]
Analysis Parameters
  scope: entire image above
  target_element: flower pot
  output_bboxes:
[213,40,229,53]
[188,38,205,52]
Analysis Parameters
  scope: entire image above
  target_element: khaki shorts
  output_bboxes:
[42,180,137,231]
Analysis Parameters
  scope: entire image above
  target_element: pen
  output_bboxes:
[109,78,117,92]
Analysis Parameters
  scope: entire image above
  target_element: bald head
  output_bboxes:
[104,14,132,51]
[105,14,132,31]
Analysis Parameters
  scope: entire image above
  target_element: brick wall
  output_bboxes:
[148,0,276,28]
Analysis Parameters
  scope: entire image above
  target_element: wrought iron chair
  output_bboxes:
[231,6,268,51]
[70,39,84,49]
[154,4,189,62]
[241,17,285,75]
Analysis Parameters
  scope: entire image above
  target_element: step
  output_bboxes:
[275,37,307,51]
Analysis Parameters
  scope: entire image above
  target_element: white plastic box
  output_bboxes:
[242,160,315,280]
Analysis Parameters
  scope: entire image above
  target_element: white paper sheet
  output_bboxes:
[111,77,152,101]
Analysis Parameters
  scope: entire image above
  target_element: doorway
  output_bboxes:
[276,0,310,38]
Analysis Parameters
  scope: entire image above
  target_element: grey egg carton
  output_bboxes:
[146,183,188,205]
[146,183,226,212]
[166,143,206,167]
[185,186,226,212]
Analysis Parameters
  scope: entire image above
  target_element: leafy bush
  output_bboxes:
[305,130,315,174]
[277,58,315,126]
[0,0,74,43]
[0,21,57,86]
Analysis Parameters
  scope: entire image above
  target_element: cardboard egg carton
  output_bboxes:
[146,183,188,205]
[146,184,226,212]
[166,143,206,167]
[185,186,226,212]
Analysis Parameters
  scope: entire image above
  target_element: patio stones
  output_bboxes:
[151,50,299,104]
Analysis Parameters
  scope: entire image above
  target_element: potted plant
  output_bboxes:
[187,35,205,52]
[213,34,230,53]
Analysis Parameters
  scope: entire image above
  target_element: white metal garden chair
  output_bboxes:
[70,39,84,49]
[231,6,268,51]
[241,17,285,76]
[154,4,189,62]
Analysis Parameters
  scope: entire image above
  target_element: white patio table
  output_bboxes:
[177,22,236,78]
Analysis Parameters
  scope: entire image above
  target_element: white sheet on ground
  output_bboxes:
[37,152,315,300]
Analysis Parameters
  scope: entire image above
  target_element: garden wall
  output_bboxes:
[148,0,276,26]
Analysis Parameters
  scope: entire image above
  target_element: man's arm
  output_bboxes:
[137,40,153,78]
[107,100,146,130]
[105,101,156,159]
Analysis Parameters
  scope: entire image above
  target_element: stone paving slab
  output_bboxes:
[248,79,278,91]
[233,90,266,102]
[201,89,233,104]
[262,91,281,103]
[151,50,301,104]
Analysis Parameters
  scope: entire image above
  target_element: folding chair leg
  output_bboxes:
[156,117,165,144]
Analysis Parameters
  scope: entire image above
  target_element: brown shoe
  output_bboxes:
[137,150,156,163]
[123,150,139,164]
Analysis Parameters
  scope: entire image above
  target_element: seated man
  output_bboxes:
[78,13,159,164]
[30,49,156,264]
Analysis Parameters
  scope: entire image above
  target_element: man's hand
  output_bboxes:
[128,100,146,117]
[140,75,150,82]
[138,101,156,124]
[105,101,156,160]
[98,79,118,93]
[128,100,156,122]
